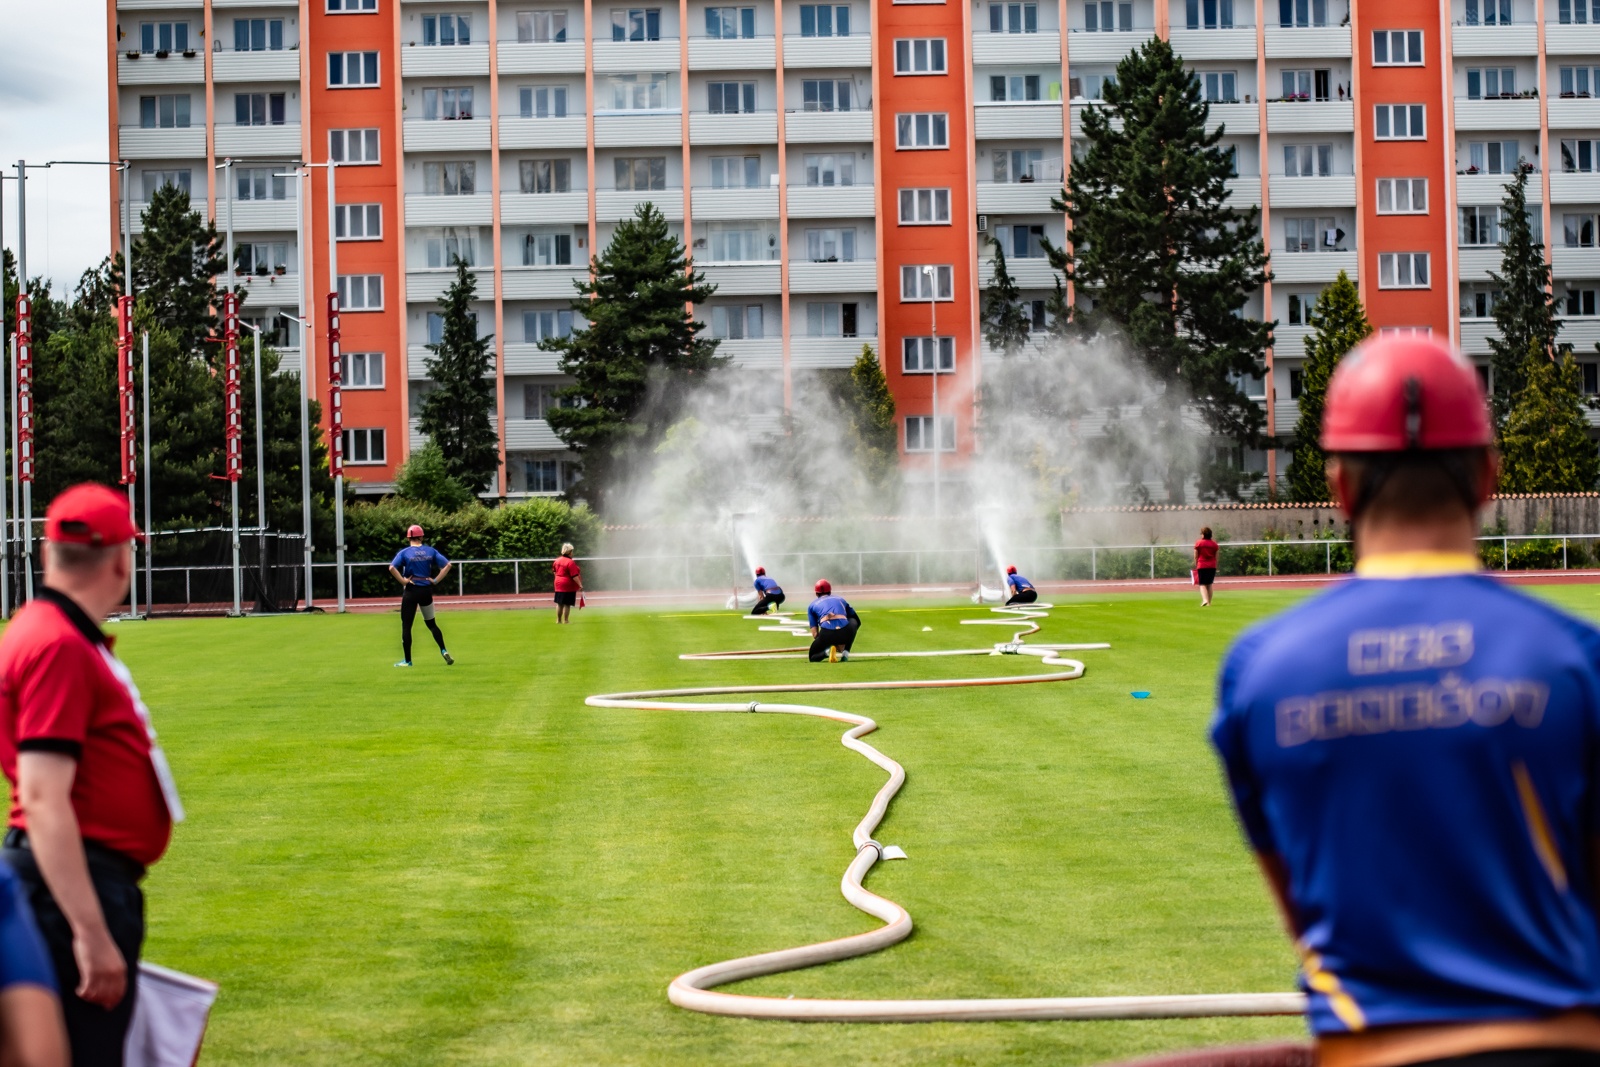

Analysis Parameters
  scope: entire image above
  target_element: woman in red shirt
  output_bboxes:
[552,543,583,624]
[1193,526,1219,606]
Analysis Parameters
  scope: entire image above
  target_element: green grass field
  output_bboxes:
[94,583,1600,1065]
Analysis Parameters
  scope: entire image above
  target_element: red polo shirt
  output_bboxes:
[553,557,581,593]
[0,590,172,867]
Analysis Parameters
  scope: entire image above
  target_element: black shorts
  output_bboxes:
[403,585,435,607]
[554,590,577,606]
[1196,567,1216,587]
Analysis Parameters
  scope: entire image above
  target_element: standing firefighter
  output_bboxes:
[751,567,785,616]
[806,580,860,663]
[389,524,454,667]
[1211,337,1600,1064]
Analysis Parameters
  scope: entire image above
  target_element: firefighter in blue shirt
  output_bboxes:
[807,580,860,663]
[388,524,454,667]
[1004,565,1037,605]
[1211,336,1600,1065]
[751,566,785,616]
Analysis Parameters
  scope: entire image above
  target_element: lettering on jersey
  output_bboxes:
[1348,623,1474,676]
[1276,675,1549,746]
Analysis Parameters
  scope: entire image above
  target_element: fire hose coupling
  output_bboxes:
[994,642,1021,655]
[858,840,910,861]
[747,701,760,712]
[859,839,884,859]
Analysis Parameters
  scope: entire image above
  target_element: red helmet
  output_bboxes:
[1005,565,1017,575]
[814,579,832,596]
[407,524,424,539]
[1321,335,1493,453]
[754,566,766,576]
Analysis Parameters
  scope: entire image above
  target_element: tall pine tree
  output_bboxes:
[1499,344,1599,492]
[981,238,1031,358]
[1286,271,1370,502]
[418,259,500,494]
[543,203,724,513]
[125,184,227,356]
[1488,165,1563,431]
[844,344,898,491]
[1047,36,1271,501]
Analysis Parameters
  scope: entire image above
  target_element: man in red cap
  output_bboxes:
[1211,337,1600,1065]
[0,483,182,1066]
[388,524,453,668]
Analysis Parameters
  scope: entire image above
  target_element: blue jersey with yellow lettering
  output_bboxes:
[1211,571,1600,1036]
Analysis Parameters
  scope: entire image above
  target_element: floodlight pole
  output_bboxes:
[142,331,152,610]
[240,320,268,610]
[15,161,32,601]
[922,265,941,521]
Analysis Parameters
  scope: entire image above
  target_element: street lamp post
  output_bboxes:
[238,320,269,611]
[921,265,942,520]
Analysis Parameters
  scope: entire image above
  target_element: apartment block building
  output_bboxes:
[105,0,1600,497]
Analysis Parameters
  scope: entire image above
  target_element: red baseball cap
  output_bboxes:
[45,484,144,546]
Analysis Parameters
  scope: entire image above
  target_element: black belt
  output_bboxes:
[3,828,146,882]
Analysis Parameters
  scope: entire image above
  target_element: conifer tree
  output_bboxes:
[1499,344,1599,492]
[1047,36,1272,501]
[844,344,898,490]
[1489,165,1563,430]
[981,238,1031,358]
[418,259,500,494]
[126,184,227,356]
[1287,271,1370,502]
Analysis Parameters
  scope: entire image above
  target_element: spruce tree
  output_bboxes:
[1287,271,1370,502]
[128,184,227,356]
[1047,36,1271,501]
[845,344,898,490]
[981,238,1031,358]
[418,259,500,494]
[1499,344,1599,492]
[543,203,724,513]
[1488,165,1563,430]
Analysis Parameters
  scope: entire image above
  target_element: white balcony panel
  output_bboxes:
[1204,101,1260,135]
[497,41,587,75]
[976,182,1061,214]
[591,39,681,73]
[502,344,565,375]
[784,109,873,142]
[972,31,1062,64]
[220,199,298,231]
[974,103,1064,140]
[402,120,491,152]
[498,116,588,150]
[117,126,207,158]
[787,184,876,217]
[1461,173,1542,203]
[782,34,872,67]
[274,348,303,376]
[400,43,490,77]
[1551,172,1600,201]
[408,268,492,302]
[211,50,300,82]
[409,346,430,379]
[790,336,874,369]
[1458,247,1502,278]
[1267,175,1356,208]
[1452,98,1540,131]
[1558,318,1600,347]
[594,112,682,147]
[1273,324,1311,358]
[596,189,684,221]
[787,261,877,292]
[1166,27,1258,60]
[1225,176,1262,205]
[234,273,300,305]
[688,36,777,70]
[1271,251,1357,282]
[503,419,564,450]
[1553,247,1600,278]
[501,191,590,224]
[1066,29,1153,63]
[978,258,1058,287]
[1546,23,1600,54]
[210,0,294,6]
[688,111,779,144]
[711,337,783,368]
[1548,98,1600,129]
[118,0,203,7]
[403,194,492,226]
[214,124,302,156]
[116,53,205,85]
[501,269,588,299]
[1452,24,1537,55]
[1265,101,1353,133]
[1271,400,1300,431]
[1263,25,1352,57]
[700,263,781,294]
[1460,320,1497,353]
[692,187,779,220]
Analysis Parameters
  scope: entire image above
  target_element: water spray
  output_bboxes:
[971,506,1010,604]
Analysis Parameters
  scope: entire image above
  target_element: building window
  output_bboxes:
[1283,144,1332,177]
[990,75,1042,102]
[1374,104,1425,139]
[1465,67,1515,99]
[992,3,1040,30]
[343,352,385,388]
[1561,0,1600,22]
[522,458,564,492]
[903,336,955,373]
[1567,213,1600,248]
[894,39,947,74]
[422,13,472,44]
[711,155,761,188]
[233,19,284,51]
[342,429,386,464]
[993,148,1044,183]
[606,73,669,110]
[335,204,382,240]
[708,81,758,113]
[1567,287,1600,315]
[328,51,380,86]
[1378,326,1433,338]
[338,274,384,310]
[805,153,854,186]
[1289,369,1304,398]
[1466,140,1519,174]
[235,242,290,276]
[1559,66,1600,97]
[1376,178,1427,213]
[327,0,378,10]
[705,223,771,262]
[1284,216,1344,252]
[805,228,857,261]
[517,11,569,41]
[1027,299,1048,331]
[422,87,474,120]
[615,157,667,191]
[1562,139,1600,172]
[520,87,570,118]
[806,301,858,336]
[234,168,287,201]
[139,21,191,52]
[611,8,662,39]
[1287,293,1309,325]
[706,7,756,37]
[1202,72,1238,103]
[234,93,286,126]
[143,170,192,199]
[1278,0,1327,25]
[1584,362,1600,394]
[899,188,951,224]
[521,159,572,194]
[424,161,477,195]
[1280,68,1331,101]
[709,305,764,339]
[519,232,570,266]
[895,113,949,148]
[802,80,852,111]
[800,4,852,34]
[1460,206,1505,246]
[995,224,1046,258]
[1185,0,1232,28]
[526,310,576,342]
[901,264,954,300]
[1070,73,1117,100]
[330,128,380,164]
[1465,0,1512,23]
[1084,1,1133,30]
[1378,253,1430,289]
[905,415,955,452]
[428,311,480,344]
[1462,290,1500,318]
[1372,29,1423,64]
[138,95,192,129]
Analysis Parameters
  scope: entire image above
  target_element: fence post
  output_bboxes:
[1149,545,1154,579]
[914,551,920,584]
[1565,538,1569,571]
[1091,547,1097,581]
[459,563,465,597]
[514,560,520,595]
[1326,541,1331,574]
[1268,542,1274,577]
[185,568,191,605]
[858,552,864,586]
[1502,538,1508,571]
[628,557,634,592]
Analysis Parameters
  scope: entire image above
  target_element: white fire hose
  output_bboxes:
[586,603,1305,1023]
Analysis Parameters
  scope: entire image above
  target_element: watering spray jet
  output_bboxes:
[971,506,1010,604]
[725,511,760,610]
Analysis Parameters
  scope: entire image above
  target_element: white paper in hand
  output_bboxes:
[124,962,218,1067]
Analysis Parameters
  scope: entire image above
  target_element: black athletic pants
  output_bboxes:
[401,585,446,663]
[1407,1051,1600,1067]
[809,620,859,661]
[1005,588,1038,606]
[752,593,786,615]
[3,831,145,1067]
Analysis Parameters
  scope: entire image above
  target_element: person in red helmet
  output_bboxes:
[1003,565,1037,606]
[806,580,860,663]
[750,566,785,616]
[388,524,453,667]
[1211,336,1600,1065]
